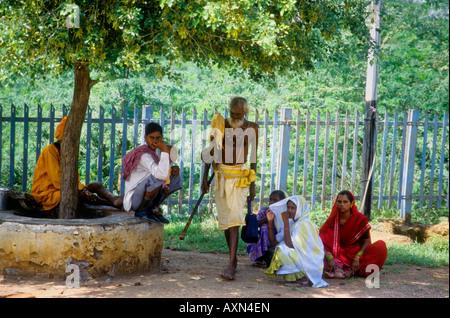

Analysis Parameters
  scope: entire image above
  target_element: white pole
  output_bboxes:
[361,0,382,219]
[365,0,383,104]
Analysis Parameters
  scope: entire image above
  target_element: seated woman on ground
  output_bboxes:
[265,195,329,288]
[319,190,388,279]
[247,190,286,267]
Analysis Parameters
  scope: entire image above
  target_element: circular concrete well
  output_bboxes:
[0,210,164,278]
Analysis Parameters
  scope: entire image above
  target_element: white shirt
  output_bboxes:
[123,152,170,211]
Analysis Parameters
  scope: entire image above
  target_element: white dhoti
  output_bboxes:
[214,163,256,230]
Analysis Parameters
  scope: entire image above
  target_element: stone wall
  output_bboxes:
[0,211,164,278]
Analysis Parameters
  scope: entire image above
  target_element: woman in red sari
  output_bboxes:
[319,190,387,278]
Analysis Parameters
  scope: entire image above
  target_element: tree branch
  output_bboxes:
[89,79,99,89]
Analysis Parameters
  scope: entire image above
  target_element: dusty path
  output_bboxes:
[1,229,449,299]
[1,247,448,298]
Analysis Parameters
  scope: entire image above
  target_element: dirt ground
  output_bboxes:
[0,230,448,298]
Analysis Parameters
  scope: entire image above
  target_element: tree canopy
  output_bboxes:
[1,0,448,115]
[1,0,371,82]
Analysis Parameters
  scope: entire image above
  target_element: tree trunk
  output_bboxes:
[59,61,96,219]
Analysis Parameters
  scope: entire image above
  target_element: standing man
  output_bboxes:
[201,96,259,280]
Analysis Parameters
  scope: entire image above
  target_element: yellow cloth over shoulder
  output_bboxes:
[210,113,225,150]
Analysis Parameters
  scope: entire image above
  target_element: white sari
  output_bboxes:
[267,195,329,288]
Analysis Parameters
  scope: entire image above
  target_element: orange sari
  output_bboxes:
[31,143,85,211]
[319,192,387,277]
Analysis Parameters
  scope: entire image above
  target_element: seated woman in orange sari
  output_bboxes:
[319,190,387,279]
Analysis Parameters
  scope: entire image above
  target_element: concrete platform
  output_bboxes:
[0,210,164,278]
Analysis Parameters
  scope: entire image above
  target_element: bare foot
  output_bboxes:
[334,268,346,279]
[219,268,235,280]
[219,260,237,280]
[324,269,346,279]
[324,271,336,278]
[285,278,311,287]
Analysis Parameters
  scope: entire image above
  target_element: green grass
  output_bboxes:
[385,239,449,267]
[163,210,449,268]
[163,213,248,254]
[371,206,449,225]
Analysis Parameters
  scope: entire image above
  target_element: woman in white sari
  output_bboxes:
[265,195,329,288]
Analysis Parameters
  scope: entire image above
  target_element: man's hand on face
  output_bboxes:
[156,140,168,153]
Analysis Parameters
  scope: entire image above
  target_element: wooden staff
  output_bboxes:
[179,173,214,240]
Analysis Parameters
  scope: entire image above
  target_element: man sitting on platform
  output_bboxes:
[122,122,182,223]
[31,116,123,214]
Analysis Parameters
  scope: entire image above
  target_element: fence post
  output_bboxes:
[400,110,420,223]
[120,101,128,195]
[141,105,153,144]
[9,104,15,188]
[22,104,29,192]
[276,107,292,192]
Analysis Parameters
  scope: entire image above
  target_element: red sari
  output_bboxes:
[319,192,387,277]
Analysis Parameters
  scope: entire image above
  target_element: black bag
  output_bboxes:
[241,200,260,243]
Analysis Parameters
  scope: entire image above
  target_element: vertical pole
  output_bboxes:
[428,113,438,208]
[312,111,321,209]
[269,109,278,194]
[259,108,269,209]
[378,111,389,209]
[22,104,29,192]
[9,104,15,188]
[49,104,55,143]
[331,109,340,202]
[400,110,420,223]
[168,106,177,214]
[341,110,350,190]
[437,111,447,208]
[361,0,382,219]
[120,101,128,195]
[141,105,153,144]
[97,106,104,183]
[293,109,301,195]
[188,107,197,213]
[321,110,330,211]
[397,111,408,209]
[36,104,42,164]
[178,107,186,214]
[133,106,139,149]
[108,107,116,192]
[388,111,398,209]
[85,106,92,185]
[418,112,429,208]
[302,110,310,199]
[276,107,292,192]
